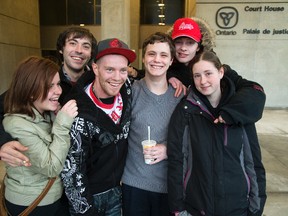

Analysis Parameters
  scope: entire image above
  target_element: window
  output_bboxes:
[140,0,184,25]
[39,0,101,25]
[39,0,66,25]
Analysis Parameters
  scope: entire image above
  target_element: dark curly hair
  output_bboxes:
[56,27,97,62]
[142,32,175,59]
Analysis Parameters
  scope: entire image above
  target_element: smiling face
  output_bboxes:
[192,60,224,106]
[174,37,199,65]
[60,36,92,81]
[33,73,62,114]
[92,54,128,98]
[142,42,173,79]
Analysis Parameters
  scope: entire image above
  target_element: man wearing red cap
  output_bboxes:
[168,17,203,87]
[60,38,136,216]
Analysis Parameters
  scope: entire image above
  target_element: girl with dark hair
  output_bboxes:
[167,51,261,216]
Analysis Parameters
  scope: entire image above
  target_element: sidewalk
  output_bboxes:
[256,109,288,216]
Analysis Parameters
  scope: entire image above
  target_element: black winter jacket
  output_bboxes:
[60,70,132,215]
[168,63,267,215]
[167,76,261,216]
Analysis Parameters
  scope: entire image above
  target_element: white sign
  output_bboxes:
[197,1,288,108]
[197,2,288,40]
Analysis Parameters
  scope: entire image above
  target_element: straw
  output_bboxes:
[148,126,151,141]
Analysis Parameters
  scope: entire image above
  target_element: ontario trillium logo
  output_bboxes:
[216,7,238,29]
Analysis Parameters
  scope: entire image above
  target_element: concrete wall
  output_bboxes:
[0,0,41,94]
[196,0,288,108]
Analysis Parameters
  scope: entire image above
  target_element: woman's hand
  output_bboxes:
[61,99,78,118]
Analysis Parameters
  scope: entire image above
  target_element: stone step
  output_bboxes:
[263,192,288,216]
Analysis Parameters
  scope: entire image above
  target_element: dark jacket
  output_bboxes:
[168,62,267,215]
[167,76,261,216]
[167,61,192,88]
[58,67,78,104]
[60,70,132,215]
[0,92,12,145]
[168,62,266,124]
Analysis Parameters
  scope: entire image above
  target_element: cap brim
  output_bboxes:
[96,48,136,63]
[172,34,200,43]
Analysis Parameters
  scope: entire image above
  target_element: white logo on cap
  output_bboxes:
[179,22,194,30]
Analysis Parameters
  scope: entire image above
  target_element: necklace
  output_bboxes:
[92,85,102,103]
[91,84,115,104]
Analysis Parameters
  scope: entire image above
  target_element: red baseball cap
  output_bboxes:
[171,18,202,42]
[95,38,136,63]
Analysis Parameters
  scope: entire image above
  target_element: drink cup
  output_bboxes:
[141,140,157,164]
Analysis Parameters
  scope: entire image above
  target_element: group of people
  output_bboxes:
[0,17,266,216]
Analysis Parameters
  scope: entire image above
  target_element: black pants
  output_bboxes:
[54,193,71,216]
[5,199,63,216]
[122,183,171,216]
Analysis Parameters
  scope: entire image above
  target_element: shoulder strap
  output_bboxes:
[18,177,57,216]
